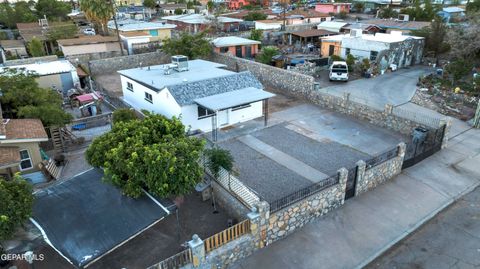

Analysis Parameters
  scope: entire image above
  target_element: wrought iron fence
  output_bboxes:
[402,124,446,169]
[147,248,192,269]
[204,219,251,253]
[365,146,399,169]
[269,173,339,213]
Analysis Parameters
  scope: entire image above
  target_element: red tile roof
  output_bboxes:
[2,119,48,140]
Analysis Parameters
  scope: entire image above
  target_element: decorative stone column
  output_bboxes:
[254,201,270,248]
[338,167,348,204]
[384,103,394,114]
[188,234,205,268]
[439,117,453,149]
[354,160,366,197]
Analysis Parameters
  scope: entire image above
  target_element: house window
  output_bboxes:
[321,18,326,22]
[19,149,32,170]
[197,106,214,119]
[126,81,133,91]
[149,29,159,36]
[345,48,351,55]
[220,47,229,53]
[370,51,378,61]
[145,92,153,103]
[232,103,251,111]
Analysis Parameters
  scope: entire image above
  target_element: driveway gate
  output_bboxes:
[402,125,446,169]
[345,166,358,200]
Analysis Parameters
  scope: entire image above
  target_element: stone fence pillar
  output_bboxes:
[440,117,453,149]
[188,234,205,268]
[354,160,366,197]
[384,103,394,114]
[338,167,348,204]
[397,142,406,159]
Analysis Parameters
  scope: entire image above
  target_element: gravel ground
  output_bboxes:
[252,124,370,175]
[218,139,312,202]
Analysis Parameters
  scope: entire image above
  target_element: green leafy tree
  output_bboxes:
[256,46,279,64]
[249,28,263,41]
[14,1,38,23]
[446,59,473,83]
[0,70,72,126]
[207,0,214,12]
[353,2,364,12]
[346,54,355,72]
[35,0,71,21]
[47,24,78,41]
[378,7,398,18]
[143,0,157,9]
[162,31,212,59]
[243,11,267,21]
[0,174,34,241]
[174,8,184,14]
[0,2,16,29]
[204,147,234,178]
[27,38,46,57]
[112,108,137,124]
[86,114,206,198]
[79,0,115,35]
[337,10,348,19]
[467,0,480,13]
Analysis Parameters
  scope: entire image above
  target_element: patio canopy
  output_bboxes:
[32,168,172,268]
[194,87,275,111]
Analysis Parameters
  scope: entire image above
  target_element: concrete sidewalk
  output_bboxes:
[232,127,480,269]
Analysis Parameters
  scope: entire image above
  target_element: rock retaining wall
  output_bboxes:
[212,181,250,222]
[89,51,170,76]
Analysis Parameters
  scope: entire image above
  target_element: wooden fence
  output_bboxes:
[204,219,251,253]
[147,248,192,269]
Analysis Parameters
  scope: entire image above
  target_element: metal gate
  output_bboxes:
[345,166,358,200]
[402,125,446,169]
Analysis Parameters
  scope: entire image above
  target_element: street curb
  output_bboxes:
[354,180,480,269]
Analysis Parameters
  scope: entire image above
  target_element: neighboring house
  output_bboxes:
[363,17,430,34]
[317,21,350,33]
[437,7,465,23]
[227,0,249,10]
[159,4,188,14]
[212,36,260,58]
[116,5,153,21]
[115,0,143,5]
[283,10,332,25]
[321,30,424,71]
[0,40,28,61]
[57,36,122,57]
[255,20,283,30]
[286,29,336,46]
[118,56,275,133]
[342,23,383,35]
[108,19,176,54]
[352,0,402,11]
[163,14,243,33]
[0,60,80,94]
[0,119,48,179]
[315,3,351,14]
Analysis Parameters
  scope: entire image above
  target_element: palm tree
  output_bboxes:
[79,0,115,35]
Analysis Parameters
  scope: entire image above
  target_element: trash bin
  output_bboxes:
[412,126,428,143]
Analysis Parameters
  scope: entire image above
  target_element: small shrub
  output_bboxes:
[112,108,138,124]
[204,147,234,178]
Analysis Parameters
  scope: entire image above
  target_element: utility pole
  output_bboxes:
[108,0,125,56]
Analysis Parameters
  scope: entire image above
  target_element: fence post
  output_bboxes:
[384,104,394,114]
[439,117,452,149]
[354,160,366,197]
[188,234,205,268]
[397,142,406,159]
[251,201,269,248]
[338,168,348,204]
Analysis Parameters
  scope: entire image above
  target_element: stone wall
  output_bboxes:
[88,51,170,76]
[65,51,123,72]
[211,52,315,95]
[212,181,250,222]
[355,143,406,196]
[266,168,348,244]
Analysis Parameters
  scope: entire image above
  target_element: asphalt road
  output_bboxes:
[367,185,480,269]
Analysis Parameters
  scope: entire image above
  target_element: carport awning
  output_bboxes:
[194,87,275,111]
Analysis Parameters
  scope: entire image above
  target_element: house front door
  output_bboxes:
[218,109,229,126]
[235,46,242,57]
[329,45,335,56]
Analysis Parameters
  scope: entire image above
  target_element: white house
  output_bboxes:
[255,20,283,30]
[118,56,275,135]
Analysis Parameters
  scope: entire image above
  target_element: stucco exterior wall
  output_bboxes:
[0,142,43,174]
[320,40,341,57]
[213,44,259,58]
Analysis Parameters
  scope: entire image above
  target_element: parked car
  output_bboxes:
[329,61,349,81]
[83,28,96,35]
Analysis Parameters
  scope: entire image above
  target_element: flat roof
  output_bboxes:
[32,168,171,267]
[212,36,261,47]
[57,35,118,46]
[195,87,275,111]
[363,19,430,30]
[118,59,233,91]
[0,39,25,49]
[108,19,176,31]
[321,32,423,43]
[162,14,243,24]
[289,29,336,38]
[0,60,75,76]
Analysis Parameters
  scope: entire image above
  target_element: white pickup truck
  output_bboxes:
[329,61,349,82]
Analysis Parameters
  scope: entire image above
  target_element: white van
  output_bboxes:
[329,61,349,82]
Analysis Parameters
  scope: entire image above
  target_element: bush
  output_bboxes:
[112,108,137,124]
[204,147,234,178]
[346,54,356,72]
[256,46,279,64]
[330,55,343,62]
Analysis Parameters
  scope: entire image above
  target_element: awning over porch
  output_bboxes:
[194,87,275,111]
